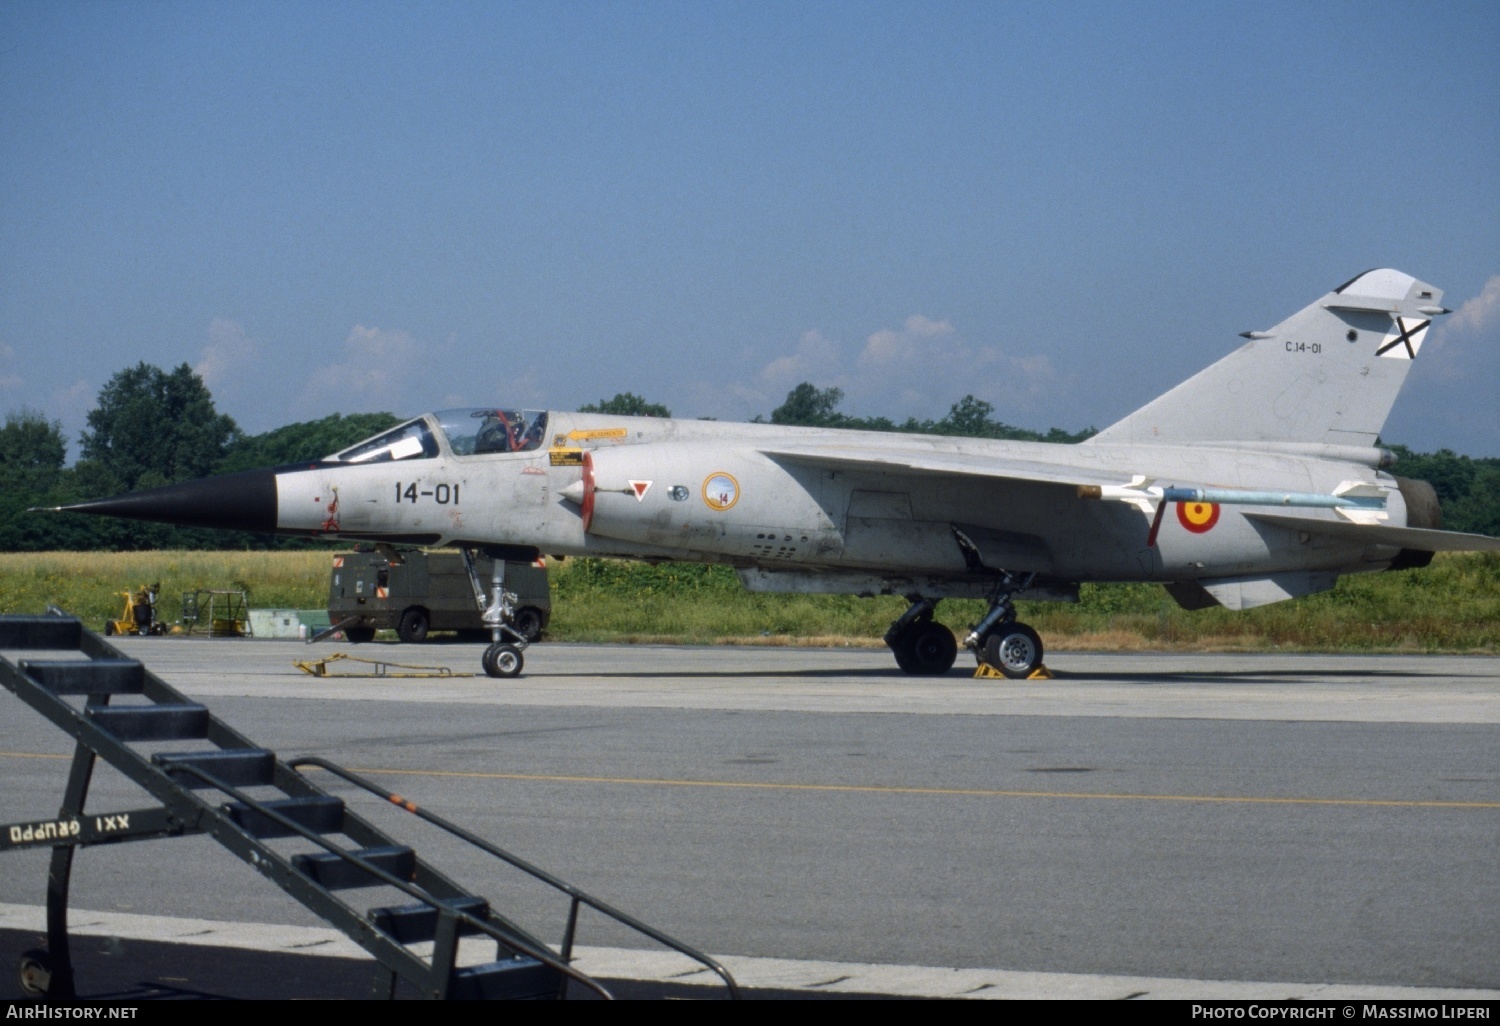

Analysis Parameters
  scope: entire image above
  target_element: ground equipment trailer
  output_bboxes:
[0,611,737,1000]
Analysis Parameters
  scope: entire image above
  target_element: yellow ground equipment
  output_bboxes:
[973,661,1054,680]
[181,589,250,637]
[294,652,474,678]
[104,583,165,637]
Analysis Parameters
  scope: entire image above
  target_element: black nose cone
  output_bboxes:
[54,468,279,534]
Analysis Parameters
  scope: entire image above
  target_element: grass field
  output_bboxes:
[0,550,1496,652]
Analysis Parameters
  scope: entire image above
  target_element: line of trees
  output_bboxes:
[1,362,398,551]
[761,383,1092,442]
[2,370,1497,550]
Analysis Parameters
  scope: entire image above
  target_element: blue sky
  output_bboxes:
[3,0,1497,457]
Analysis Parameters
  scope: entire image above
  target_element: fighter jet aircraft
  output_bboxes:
[47,269,1500,678]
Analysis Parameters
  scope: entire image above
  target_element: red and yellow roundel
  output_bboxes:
[1176,501,1220,533]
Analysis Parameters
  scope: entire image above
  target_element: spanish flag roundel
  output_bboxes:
[1176,501,1220,533]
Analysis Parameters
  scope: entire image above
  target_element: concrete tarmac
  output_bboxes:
[2,638,1497,1000]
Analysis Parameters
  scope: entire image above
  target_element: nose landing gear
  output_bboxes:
[462,547,530,678]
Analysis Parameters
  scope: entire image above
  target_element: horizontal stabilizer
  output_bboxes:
[1245,512,1500,553]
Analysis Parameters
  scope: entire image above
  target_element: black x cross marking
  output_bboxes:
[1376,317,1430,359]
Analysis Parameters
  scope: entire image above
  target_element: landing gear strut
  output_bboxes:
[964,572,1044,679]
[461,547,529,678]
[884,597,958,676]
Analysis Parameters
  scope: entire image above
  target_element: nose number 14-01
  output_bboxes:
[394,482,460,505]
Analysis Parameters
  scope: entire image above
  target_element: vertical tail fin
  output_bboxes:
[1090,269,1447,448]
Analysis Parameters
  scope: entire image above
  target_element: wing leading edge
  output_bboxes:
[761,444,1121,491]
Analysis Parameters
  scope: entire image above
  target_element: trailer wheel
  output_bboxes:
[18,948,52,997]
[397,608,429,643]
[512,607,544,642]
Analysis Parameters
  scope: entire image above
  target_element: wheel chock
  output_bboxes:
[972,662,1053,680]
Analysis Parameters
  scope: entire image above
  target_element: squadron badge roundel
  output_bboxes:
[1176,501,1220,533]
[702,472,740,511]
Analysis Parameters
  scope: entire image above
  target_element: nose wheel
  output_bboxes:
[482,641,524,678]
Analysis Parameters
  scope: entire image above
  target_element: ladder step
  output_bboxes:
[0,617,82,651]
[22,659,145,695]
[222,796,345,838]
[152,749,276,788]
[292,845,416,890]
[368,896,489,943]
[86,703,210,741]
[450,958,563,1000]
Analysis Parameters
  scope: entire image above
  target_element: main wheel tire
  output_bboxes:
[890,634,917,673]
[483,643,523,678]
[397,608,429,643]
[344,626,376,644]
[104,622,116,636]
[889,621,957,675]
[18,948,52,997]
[906,621,957,675]
[983,622,1044,679]
[511,606,544,643]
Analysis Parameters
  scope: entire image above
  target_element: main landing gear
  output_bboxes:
[963,572,1044,679]
[884,597,958,675]
[461,547,530,679]
[883,575,1045,679]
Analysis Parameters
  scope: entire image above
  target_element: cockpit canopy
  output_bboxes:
[437,408,549,456]
[327,409,549,463]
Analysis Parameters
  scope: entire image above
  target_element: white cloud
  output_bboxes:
[1447,275,1500,336]
[47,380,94,452]
[1408,274,1500,385]
[50,379,93,418]
[858,315,955,368]
[760,330,843,388]
[1382,273,1500,454]
[0,343,20,391]
[194,318,259,389]
[298,325,426,415]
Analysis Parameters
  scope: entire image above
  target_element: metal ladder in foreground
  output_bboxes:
[0,613,739,1000]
